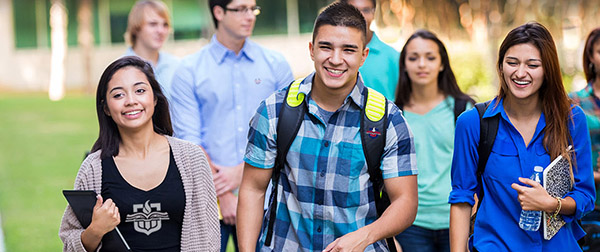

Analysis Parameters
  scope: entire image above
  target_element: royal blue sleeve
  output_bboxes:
[448,107,481,206]
[563,105,595,223]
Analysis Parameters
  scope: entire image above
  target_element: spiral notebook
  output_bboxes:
[542,145,573,240]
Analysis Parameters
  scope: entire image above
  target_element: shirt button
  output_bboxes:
[320,172,325,177]
[324,141,329,147]
[317,227,322,232]
[236,105,242,110]
[238,127,244,132]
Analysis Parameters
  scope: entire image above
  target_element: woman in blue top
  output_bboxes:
[394,30,474,252]
[449,22,595,252]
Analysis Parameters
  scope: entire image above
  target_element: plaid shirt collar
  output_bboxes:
[297,72,368,110]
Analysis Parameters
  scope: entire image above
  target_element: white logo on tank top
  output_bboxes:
[125,200,170,235]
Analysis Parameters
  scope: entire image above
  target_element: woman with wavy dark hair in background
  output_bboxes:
[394,29,474,252]
[59,56,219,251]
[449,22,595,251]
[569,27,600,250]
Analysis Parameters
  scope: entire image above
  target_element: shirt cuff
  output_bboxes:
[382,170,417,179]
[562,191,593,223]
[448,189,476,206]
[243,157,274,169]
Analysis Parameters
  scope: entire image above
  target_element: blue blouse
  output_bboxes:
[449,97,595,251]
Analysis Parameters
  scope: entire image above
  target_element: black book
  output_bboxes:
[62,190,131,251]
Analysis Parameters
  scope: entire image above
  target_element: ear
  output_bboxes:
[359,47,370,67]
[103,103,111,117]
[213,5,225,23]
[439,65,444,72]
[309,41,315,61]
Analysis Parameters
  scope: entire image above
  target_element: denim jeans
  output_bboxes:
[396,225,450,252]
[220,221,239,252]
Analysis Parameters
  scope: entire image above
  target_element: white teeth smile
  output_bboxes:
[125,110,141,115]
[513,80,530,85]
[327,68,344,75]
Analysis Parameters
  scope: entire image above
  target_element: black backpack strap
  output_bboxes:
[265,79,306,246]
[454,98,468,123]
[360,88,396,252]
[471,101,499,225]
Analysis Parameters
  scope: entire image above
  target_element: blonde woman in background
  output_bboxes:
[124,0,180,102]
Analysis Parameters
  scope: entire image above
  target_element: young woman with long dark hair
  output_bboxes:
[394,29,474,252]
[59,56,219,251]
[449,22,595,251]
[570,27,600,216]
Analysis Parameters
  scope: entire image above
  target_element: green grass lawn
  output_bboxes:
[0,94,239,251]
[0,94,98,251]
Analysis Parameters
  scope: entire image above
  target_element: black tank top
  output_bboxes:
[101,148,185,251]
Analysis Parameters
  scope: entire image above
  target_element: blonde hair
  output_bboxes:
[125,0,171,46]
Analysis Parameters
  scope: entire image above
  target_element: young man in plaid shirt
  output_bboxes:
[237,2,418,251]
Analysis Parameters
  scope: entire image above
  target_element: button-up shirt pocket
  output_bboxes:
[487,138,520,181]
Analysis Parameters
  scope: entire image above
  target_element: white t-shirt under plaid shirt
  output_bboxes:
[244,72,417,251]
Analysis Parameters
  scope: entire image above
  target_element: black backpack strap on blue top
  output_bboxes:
[265,78,306,246]
[470,100,499,233]
[360,88,396,252]
[454,98,468,123]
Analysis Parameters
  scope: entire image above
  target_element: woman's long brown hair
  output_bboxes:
[497,22,573,164]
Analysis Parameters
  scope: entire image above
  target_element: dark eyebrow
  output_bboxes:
[506,56,541,62]
[317,41,359,49]
[109,87,123,93]
[108,82,147,93]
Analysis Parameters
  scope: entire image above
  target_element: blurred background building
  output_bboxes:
[2,0,600,99]
[0,0,332,93]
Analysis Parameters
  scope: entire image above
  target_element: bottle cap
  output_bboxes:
[534,165,544,172]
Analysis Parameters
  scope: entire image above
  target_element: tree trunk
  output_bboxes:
[78,0,94,94]
[49,0,67,101]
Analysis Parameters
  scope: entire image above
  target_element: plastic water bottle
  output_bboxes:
[519,165,544,231]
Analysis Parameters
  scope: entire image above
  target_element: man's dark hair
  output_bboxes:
[208,0,233,28]
[339,0,376,8]
[312,2,367,47]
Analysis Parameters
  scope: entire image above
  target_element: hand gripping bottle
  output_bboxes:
[518,165,544,231]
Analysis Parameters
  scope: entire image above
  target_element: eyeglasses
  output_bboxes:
[224,6,261,16]
[358,7,375,15]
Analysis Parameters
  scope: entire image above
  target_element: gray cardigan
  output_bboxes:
[59,136,220,251]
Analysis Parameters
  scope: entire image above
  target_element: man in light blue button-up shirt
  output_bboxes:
[169,0,293,251]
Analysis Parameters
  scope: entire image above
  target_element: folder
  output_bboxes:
[62,190,131,251]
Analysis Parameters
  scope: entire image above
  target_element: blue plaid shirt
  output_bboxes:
[244,72,417,252]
